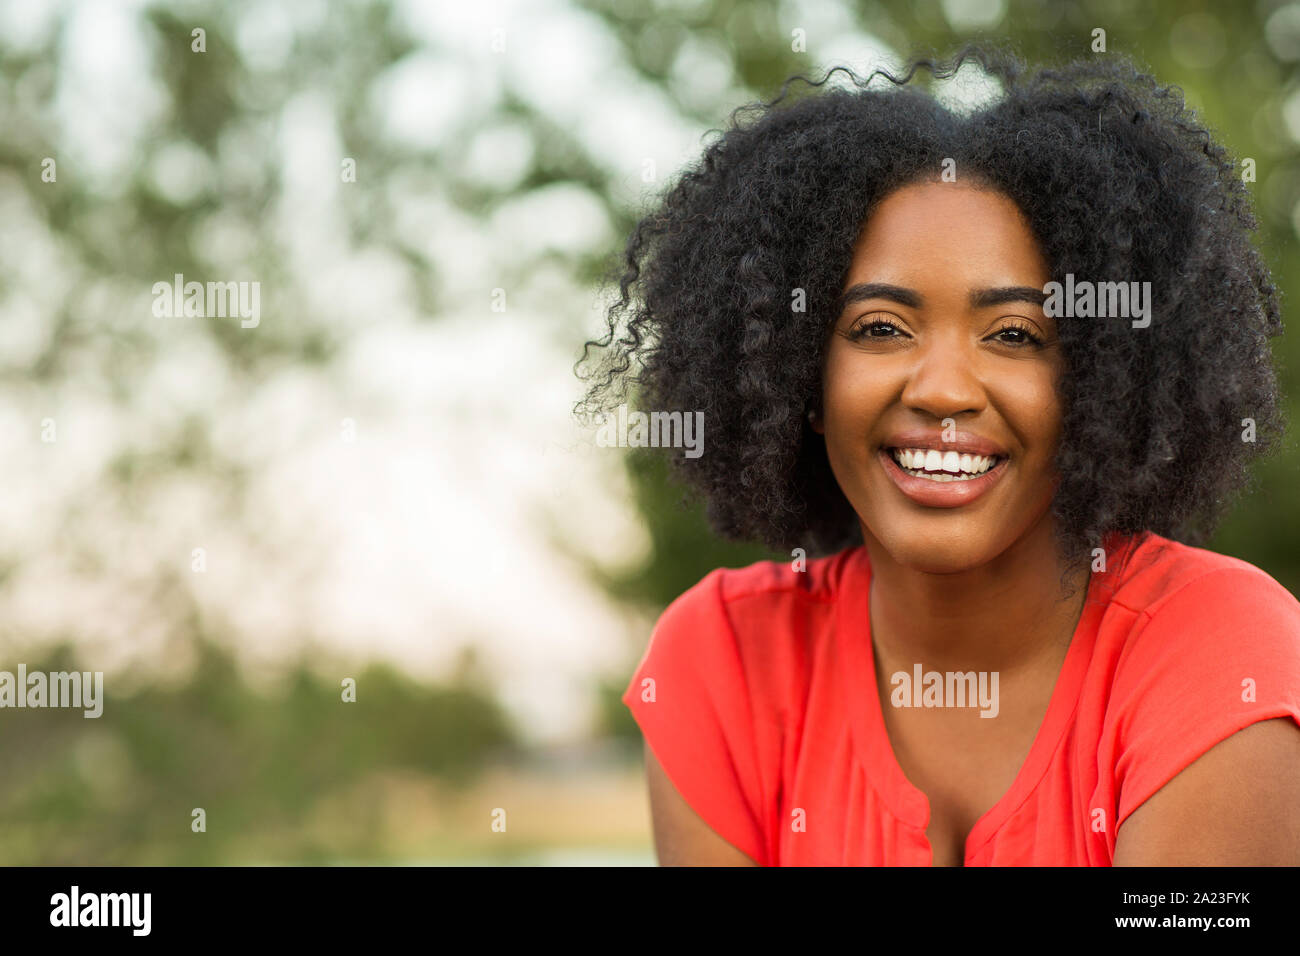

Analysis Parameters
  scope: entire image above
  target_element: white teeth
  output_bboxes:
[890,447,1001,480]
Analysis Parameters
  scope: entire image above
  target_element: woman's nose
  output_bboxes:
[898,337,987,420]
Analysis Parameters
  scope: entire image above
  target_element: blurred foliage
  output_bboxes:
[0,639,519,864]
[1,0,530,864]
[594,450,784,611]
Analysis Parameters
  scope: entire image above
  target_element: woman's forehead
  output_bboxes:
[845,182,1050,288]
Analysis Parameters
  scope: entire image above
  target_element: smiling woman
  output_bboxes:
[576,45,1300,866]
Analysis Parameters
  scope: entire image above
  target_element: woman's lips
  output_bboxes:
[878,447,1008,508]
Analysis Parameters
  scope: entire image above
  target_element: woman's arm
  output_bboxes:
[644,743,760,866]
[1113,717,1300,865]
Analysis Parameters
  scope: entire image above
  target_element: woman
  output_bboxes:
[578,47,1300,865]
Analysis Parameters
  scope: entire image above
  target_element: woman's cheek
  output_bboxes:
[991,365,1063,463]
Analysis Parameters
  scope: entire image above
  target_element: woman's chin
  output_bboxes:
[871,535,1003,576]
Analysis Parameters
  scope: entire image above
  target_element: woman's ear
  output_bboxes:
[807,407,824,435]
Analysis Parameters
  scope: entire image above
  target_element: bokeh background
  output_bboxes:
[1,0,1297,864]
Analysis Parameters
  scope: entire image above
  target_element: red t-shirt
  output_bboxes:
[621,531,1300,865]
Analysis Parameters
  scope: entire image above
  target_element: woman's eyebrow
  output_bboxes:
[835,283,1048,314]
[969,286,1048,308]
[836,282,922,312]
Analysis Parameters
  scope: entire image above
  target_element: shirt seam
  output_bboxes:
[1106,564,1275,622]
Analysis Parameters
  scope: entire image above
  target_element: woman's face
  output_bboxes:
[815,181,1065,574]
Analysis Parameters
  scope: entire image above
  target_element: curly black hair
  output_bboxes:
[576,44,1285,571]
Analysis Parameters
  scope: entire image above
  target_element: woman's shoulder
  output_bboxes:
[1096,532,1300,723]
[1092,534,1300,833]
[645,547,861,685]
[1104,532,1300,625]
[663,546,861,624]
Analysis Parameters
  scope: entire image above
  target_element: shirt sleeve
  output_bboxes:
[622,569,768,865]
[1109,565,1300,832]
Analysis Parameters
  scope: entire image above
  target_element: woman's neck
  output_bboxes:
[862,515,1092,676]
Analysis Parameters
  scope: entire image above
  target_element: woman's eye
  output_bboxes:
[848,319,905,340]
[991,325,1043,346]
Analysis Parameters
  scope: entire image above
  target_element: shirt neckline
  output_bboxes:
[834,543,1109,863]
